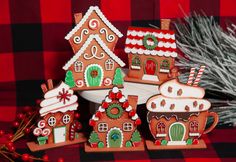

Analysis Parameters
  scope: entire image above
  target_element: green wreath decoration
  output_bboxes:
[143,34,158,50]
[106,103,123,119]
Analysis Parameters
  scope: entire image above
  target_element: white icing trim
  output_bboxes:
[73,29,89,44]
[127,30,175,40]
[98,106,105,112]
[84,64,104,87]
[131,65,141,70]
[146,95,211,112]
[63,34,125,70]
[105,97,112,103]
[167,141,186,145]
[125,106,132,112]
[142,74,159,82]
[160,69,170,73]
[100,28,115,42]
[65,6,123,40]
[160,79,205,98]
[189,133,200,137]
[84,45,105,60]
[131,114,138,120]
[126,38,176,49]
[169,122,186,142]
[92,115,99,121]
[119,96,126,103]
[106,127,123,148]
[156,133,167,137]
[43,82,70,99]
[124,47,178,58]
[112,87,119,93]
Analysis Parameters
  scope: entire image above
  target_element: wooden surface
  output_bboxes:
[84,141,145,152]
[145,139,207,150]
[27,133,87,152]
[79,81,159,105]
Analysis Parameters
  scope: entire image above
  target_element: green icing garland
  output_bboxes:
[143,34,158,50]
[106,103,123,119]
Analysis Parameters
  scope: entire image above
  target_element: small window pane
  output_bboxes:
[98,123,108,132]
[48,117,56,127]
[123,122,133,131]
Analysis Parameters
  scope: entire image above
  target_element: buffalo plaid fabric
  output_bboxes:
[1,0,236,161]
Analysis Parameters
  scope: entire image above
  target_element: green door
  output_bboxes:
[107,128,122,147]
[169,123,185,141]
[85,65,103,87]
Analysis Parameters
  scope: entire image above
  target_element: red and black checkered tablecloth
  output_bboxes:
[1,0,236,161]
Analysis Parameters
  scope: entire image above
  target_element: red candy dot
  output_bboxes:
[108,92,116,99]
[135,119,141,125]
[129,110,136,117]
[193,139,199,145]
[122,101,129,108]
[22,153,30,161]
[154,140,161,145]
[95,111,102,118]
[89,120,96,127]
[101,102,109,108]
[116,92,123,99]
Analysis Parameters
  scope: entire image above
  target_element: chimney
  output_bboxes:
[127,95,138,111]
[161,19,171,30]
[74,13,83,24]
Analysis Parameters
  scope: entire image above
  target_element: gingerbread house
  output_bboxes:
[63,6,125,90]
[85,87,144,152]
[145,67,218,149]
[124,20,178,85]
[27,80,85,151]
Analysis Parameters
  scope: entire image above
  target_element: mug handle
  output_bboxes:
[203,112,219,134]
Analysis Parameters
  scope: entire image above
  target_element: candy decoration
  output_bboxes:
[129,110,136,117]
[37,120,46,128]
[69,122,76,141]
[103,78,112,86]
[95,111,102,118]
[101,102,109,108]
[33,128,42,136]
[154,140,161,145]
[116,92,123,99]
[108,91,116,99]
[89,19,100,30]
[193,66,205,86]
[135,118,141,125]
[89,120,96,126]
[123,101,129,108]
[76,79,84,88]
[187,67,196,85]
[42,128,51,136]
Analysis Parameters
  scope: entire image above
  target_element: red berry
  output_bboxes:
[23,106,32,112]
[76,123,82,130]
[24,128,31,134]
[57,157,64,162]
[74,113,80,119]
[101,102,109,108]
[0,130,5,137]
[6,142,14,148]
[12,153,19,159]
[116,92,122,99]
[135,119,141,125]
[13,121,20,128]
[27,111,33,116]
[8,146,15,152]
[154,140,161,145]
[43,155,49,161]
[36,99,41,105]
[108,92,116,99]
[89,120,96,127]
[129,110,136,117]
[22,153,30,161]
[17,113,25,120]
[95,112,102,118]
[7,133,14,140]
[123,101,129,108]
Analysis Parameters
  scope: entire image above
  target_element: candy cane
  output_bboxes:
[103,78,112,86]
[187,68,196,85]
[193,66,206,86]
[89,19,100,30]
[69,122,76,141]
[33,128,42,136]
[37,120,46,129]
[42,128,51,136]
[76,80,84,88]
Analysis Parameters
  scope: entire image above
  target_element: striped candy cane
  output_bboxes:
[187,67,196,85]
[193,66,206,86]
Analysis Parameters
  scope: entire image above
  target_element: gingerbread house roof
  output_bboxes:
[63,34,126,70]
[89,87,141,126]
[124,27,178,58]
[65,6,123,40]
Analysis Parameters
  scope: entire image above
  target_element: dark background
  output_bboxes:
[1,0,236,161]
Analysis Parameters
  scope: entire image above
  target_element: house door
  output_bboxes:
[107,127,123,147]
[142,59,159,81]
[169,122,185,142]
[85,64,103,87]
[54,126,66,143]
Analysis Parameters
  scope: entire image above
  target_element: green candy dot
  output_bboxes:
[125,141,132,147]
[98,141,104,148]
[161,140,168,145]
[186,138,193,145]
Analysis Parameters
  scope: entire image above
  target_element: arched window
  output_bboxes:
[157,122,165,134]
[74,61,83,72]
[189,121,198,133]
[105,59,114,70]
[62,114,70,124]
[160,59,170,73]
[131,56,141,70]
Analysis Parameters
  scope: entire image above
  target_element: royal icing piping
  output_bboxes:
[100,28,115,42]
[83,45,105,60]
[73,29,89,44]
